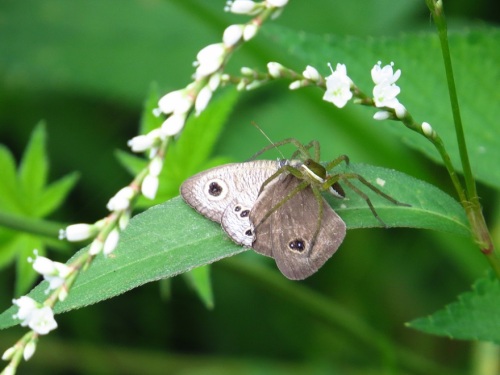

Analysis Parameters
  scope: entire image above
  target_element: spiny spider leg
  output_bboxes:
[290,140,320,161]
[337,173,409,207]
[324,154,350,171]
[254,178,310,230]
[309,185,325,251]
[339,178,387,227]
[247,138,305,161]
[258,164,304,195]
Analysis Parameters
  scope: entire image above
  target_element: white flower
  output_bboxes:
[3,365,15,375]
[107,187,135,212]
[421,122,434,137]
[142,174,159,200]
[394,103,407,119]
[28,306,57,335]
[127,129,160,153]
[89,238,103,256]
[267,62,284,78]
[158,89,192,115]
[223,24,243,47]
[2,346,16,361]
[266,0,288,7]
[149,157,163,177]
[13,296,38,324]
[289,80,302,90]
[373,82,400,108]
[161,113,186,137]
[103,229,120,255]
[371,61,402,109]
[208,73,221,91]
[30,252,71,292]
[195,43,226,78]
[303,65,320,81]
[371,61,401,85]
[62,223,95,242]
[195,86,213,115]
[226,0,260,15]
[243,24,258,41]
[322,63,353,108]
[23,340,36,360]
[373,110,391,120]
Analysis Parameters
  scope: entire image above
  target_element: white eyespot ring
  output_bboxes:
[204,178,229,201]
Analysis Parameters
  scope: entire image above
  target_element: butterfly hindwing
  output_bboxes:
[250,174,346,280]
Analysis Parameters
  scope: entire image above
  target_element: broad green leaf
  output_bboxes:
[0,197,244,329]
[262,26,500,190]
[408,272,500,344]
[36,172,80,218]
[18,122,48,212]
[0,164,468,329]
[331,163,469,235]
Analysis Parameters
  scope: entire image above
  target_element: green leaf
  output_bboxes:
[139,83,163,135]
[36,172,80,218]
[331,163,469,235]
[0,197,244,329]
[183,265,214,309]
[18,122,48,212]
[0,145,21,212]
[408,272,500,344]
[263,26,500,190]
[0,164,468,329]
[14,235,44,296]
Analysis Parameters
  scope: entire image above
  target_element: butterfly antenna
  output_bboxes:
[251,122,286,160]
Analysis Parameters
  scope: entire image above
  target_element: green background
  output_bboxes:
[0,0,498,374]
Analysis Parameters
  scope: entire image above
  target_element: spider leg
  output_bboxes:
[324,154,350,171]
[254,178,310,229]
[309,186,324,250]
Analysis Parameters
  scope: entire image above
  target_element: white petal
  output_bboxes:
[243,24,258,41]
[103,229,120,255]
[266,0,288,6]
[89,239,103,256]
[228,0,258,14]
[303,65,320,81]
[141,174,159,200]
[23,341,36,361]
[158,90,191,115]
[223,24,243,47]
[64,223,94,242]
[160,113,186,137]
[373,111,391,120]
[267,62,284,78]
[32,256,56,276]
[28,306,57,335]
[421,122,433,136]
[195,86,213,115]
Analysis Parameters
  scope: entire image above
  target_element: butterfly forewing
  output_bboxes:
[250,174,346,280]
[180,160,280,245]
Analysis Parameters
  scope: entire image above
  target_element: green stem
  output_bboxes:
[0,210,64,238]
[425,0,499,276]
[427,0,476,201]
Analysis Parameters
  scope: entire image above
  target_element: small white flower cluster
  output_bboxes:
[371,61,406,120]
[2,295,57,363]
[225,0,289,15]
[12,296,57,336]
[272,61,354,109]
[322,63,353,108]
[28,250,72,300]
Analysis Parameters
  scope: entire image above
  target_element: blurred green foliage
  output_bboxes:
[0,0,498,374]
